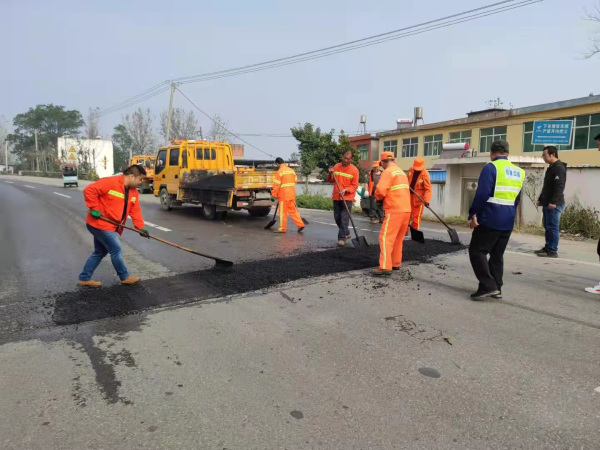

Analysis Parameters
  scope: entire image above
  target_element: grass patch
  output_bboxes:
[560,202,600,239]
[296,193,334,211]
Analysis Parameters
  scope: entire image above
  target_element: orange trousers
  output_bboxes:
[278,199,304,232]
[379,212,411,270]
[410,203,425,230]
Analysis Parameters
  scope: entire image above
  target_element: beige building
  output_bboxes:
[376,95,600,171]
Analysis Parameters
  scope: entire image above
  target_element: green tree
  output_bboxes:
[112,124,133,173]
[291,123,336,192]
[318,130,367,183]
[7,104,84,171]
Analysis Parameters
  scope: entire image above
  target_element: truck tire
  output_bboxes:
[248,207,271,217]
[200,203,217,220]
[160,188,173,211]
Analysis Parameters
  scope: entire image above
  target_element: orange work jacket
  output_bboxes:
[84,175,145,234]
[407,168,432,206]
[271,164,298,201]
[327,163,359,201]
[375,163,411,213]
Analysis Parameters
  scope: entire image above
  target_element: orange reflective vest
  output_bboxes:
[407,167,432,206]
[328,163,359,201]
[375,163,411,213]
[84,175,145,234]
[271,164,298,200]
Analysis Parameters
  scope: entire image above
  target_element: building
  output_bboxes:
[372,95,600,222]
[348,134,380,170]
[57,137,114,179]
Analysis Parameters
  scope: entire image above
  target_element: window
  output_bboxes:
[401,137,418,158]
[197,148,217,160]
[357,144,369,161]
[479,126,507,153]
[155,150,167,174]
[448,130,472,146]
[169,148,180,166]
[383,140,397,157]
[424,134,443,157]
[182,150,188,168]
[522,122,545,153]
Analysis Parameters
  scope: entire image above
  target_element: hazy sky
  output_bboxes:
[2,0,599,158]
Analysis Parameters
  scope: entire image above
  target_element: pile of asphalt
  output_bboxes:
[52,241,465,326]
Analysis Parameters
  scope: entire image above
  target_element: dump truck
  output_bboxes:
[153,140,276,219]
[129,155,156,193]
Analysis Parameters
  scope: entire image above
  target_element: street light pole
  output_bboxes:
[34,130,39,172]
[4,141,8,174]
[165,82,177,145]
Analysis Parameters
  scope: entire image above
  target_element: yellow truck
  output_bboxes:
[129,154,156,194]
[153,140,276,219]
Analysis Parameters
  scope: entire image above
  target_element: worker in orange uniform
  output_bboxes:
[78,165,150,287]
[373,152,411,276]
[367,161,384,224]
[327,149,360,246]
[406,157,432,230]
[271,157,305,233]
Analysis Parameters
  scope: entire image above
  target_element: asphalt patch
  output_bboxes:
[53,241,464,326]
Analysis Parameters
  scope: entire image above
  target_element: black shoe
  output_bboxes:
[534,247,548,255]
[392,266,401,271]
[491,290,502,299]
[470,289,500,301]
[297,226,305,233]
[537,252,558,258]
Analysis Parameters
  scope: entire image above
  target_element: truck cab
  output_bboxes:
[130,155,156,193]
[154,140,276,220]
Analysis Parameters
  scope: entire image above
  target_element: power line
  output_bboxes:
[175,87,275,158]
[95,0,542,116]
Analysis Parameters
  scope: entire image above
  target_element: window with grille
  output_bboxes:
[424,134,443,157]
[479,126,507,153]
[383,140,398,157]
[401,137,418,158]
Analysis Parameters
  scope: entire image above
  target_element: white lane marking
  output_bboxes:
[314,221,337,227]
[595,386,600,393]
[155,226,171,232]
[4,181,14,184]
[24,185,36,189]
[505,251,600,267]
[53,192,71,198]
[145,222,158,227]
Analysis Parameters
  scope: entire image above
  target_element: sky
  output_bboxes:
[2,0,599,158]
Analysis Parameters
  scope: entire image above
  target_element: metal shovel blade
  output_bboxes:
[264,219,277,230]
[351,235,369,250]
[447,228,461,245]
[409,226,425,244]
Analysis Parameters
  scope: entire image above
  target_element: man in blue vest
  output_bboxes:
[468,140,524,301]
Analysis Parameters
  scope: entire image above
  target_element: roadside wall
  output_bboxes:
[422,183,445,220]
[564,167,600,211]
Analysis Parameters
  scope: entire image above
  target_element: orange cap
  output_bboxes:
[372,161,380,168]
[380,151,395,161]
[413,157,425,170]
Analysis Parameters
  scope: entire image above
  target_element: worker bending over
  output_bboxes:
[328,150,359,246]
[373,152,411,276]
[78,165,150,287]
[407,157,432,230]
[271,157,305,233]
[367,161,384,224]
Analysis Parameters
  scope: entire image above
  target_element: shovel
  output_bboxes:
[91,212,234,267]
[409,188,461,245]
[264,202,279,230]
[332,173,369,249]
[409,225,425,244]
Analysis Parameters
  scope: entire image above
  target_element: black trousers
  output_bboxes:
[468,224,512,292]
[333,200,353,240]
[369,196,384,219]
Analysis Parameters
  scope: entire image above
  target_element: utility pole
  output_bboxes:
[4,141,8,174]
[165,82,177,145]
[34,130,39,172]
[199,126,203,140]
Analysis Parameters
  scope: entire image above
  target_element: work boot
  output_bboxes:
[392,266,401,271]
[121,276,141,286]
[297,226,305,233]
[491,290,503,299]
[337,240,345,247]
[346,234,351,240]
[537,252,558,258]
[370,218,378,224]
[379,218,384,224]
[274,230,286,233]
[534,247,548,255]
[470,288,500,301]
[77,280,102,288]
[373,268,392,277]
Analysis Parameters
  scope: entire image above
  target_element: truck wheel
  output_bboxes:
[200,203,217,220]
[160,188,172,211]
[248,207,272,217]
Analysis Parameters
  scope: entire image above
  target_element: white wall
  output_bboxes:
[57,137,114,179]
[0,164,14,173]
[564,167,600,211]
[422,183,445,220]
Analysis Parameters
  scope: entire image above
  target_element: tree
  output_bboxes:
[208,114,230,142]
[112,124,133,172]
[7,104,84,171]
[584,2,600,58]
[85,107,101,139]
[522,167,545,211]
[289,152,300,162]
[291,123,336,192]
[122,108,156,156]
[159,108,200,141]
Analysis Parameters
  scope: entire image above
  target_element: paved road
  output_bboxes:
[1,176,600,449]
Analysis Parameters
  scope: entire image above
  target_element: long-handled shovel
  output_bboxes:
[264,202,279,229]
[409,188,461,245]
[90,212,234,267]
[332,173,368,249]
